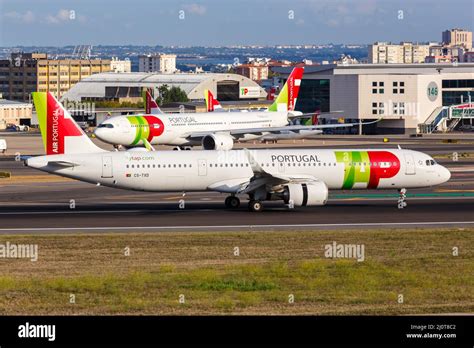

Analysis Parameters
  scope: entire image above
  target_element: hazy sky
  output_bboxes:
[0,0,473,46]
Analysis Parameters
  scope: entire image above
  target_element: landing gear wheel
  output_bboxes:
[225,196,240,209]
[397,188,407,209]
[248,200,263,212]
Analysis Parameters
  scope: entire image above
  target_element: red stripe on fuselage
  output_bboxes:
[367,151,400,188]
[143,115,165,141]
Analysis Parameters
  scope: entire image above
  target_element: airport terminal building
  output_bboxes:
[275,63,474,134]
[63,72,267,103]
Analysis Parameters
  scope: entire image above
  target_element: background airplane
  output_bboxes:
[28,92,450,212]
[94,68,373,150]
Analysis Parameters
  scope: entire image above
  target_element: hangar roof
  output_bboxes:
[62,72,267,101]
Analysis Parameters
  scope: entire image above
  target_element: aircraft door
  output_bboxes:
[102,156,114,178]
[404,154,416,175]
[198,159,207,176]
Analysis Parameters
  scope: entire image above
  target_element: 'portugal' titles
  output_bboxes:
[271,154,320,163]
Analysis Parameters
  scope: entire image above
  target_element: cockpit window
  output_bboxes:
[98,123,114,129]
[430,159,436,165]
[425,159,436,166]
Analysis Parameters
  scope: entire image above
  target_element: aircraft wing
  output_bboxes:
[207,149,320,194]
[238,149,319,194]
[184,122,368,141]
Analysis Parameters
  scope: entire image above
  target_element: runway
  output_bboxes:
[1,198,474,233]
[1,137,473,233]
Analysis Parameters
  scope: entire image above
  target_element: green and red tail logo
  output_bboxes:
[204,89,222,112]
[268,67,303,112]
[32,92,84,155]
[335,151,400,189]
[126,115,165,145]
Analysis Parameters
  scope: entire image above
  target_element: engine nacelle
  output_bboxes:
[127,147,150,152]
[202,134,234,150]
[282,182,328,206]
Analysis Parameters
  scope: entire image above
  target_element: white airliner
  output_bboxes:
[27,92,450,212]
[93,67,370,150]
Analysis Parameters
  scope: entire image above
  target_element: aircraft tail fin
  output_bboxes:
[204,89,222,112]
[143,89,163,114]
[268,67,304,112]
[32,92,105,155]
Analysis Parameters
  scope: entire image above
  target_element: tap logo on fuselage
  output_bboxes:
[126,115,165,145]
[335,151,400,189]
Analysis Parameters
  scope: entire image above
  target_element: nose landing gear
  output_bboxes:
[398,188,407,209]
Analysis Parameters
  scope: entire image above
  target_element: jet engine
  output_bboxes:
[127,147,150,152]
[202,134,234,150]
[280,182,329,206]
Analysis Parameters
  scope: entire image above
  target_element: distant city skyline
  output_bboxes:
[0,0,473,46]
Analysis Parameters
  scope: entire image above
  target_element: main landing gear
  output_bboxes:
[398,188,407,209]
[225,195,240,209]
[224,195,264,212]
[173,146,192,151]
[248,200,263,212]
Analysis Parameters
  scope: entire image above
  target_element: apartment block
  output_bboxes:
[0,53,111,101]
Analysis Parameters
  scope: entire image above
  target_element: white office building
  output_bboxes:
[275,63,474,134]
[110,58,132,73]
[139,54,177,73]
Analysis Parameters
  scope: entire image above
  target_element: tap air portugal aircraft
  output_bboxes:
[94,67,372,151]
[27,92,451,212]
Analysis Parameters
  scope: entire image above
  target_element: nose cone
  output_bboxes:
[94,127,111,143]
[438,166,451,184]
